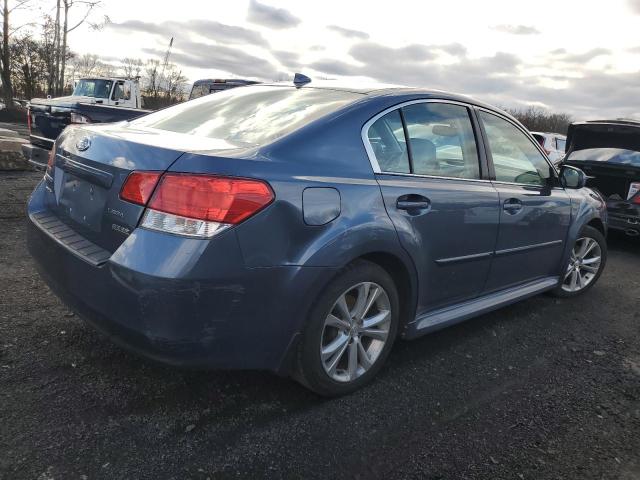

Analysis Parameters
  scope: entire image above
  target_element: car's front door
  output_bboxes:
[365,101,500,314]
[477,109,572,291]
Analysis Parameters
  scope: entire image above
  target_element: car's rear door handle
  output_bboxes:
[397,194,431,212]
[503,198,523,214]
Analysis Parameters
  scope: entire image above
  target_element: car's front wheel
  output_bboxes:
[295,260,399,396]
[553,225,607,297]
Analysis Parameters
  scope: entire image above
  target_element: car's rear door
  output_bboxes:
[365,100,500,315]
[476,109,571,291]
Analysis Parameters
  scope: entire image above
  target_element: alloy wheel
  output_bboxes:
[561,236,602,293]
[320,282,391,382]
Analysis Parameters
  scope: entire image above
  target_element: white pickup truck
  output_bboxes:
[69,77,144,108]
[24,77,151,167]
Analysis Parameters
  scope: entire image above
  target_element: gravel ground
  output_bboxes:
[1,171,639,480]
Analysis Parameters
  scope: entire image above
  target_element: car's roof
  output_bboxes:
[260,80,502,112]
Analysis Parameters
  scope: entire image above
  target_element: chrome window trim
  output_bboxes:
[490,179,566,190]
[375,171,493,184]
[361,99,484,182]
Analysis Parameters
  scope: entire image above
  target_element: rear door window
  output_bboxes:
[401,103,480,179]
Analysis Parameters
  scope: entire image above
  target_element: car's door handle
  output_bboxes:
[396,195,431,212]
[503,198,523,214]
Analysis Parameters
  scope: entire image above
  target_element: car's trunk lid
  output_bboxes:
[43,124,245,254]
[564,121,640,215]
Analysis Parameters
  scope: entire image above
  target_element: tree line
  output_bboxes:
[504,106,573,135]
[0,0,187,110]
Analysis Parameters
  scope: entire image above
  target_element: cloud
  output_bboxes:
[435,43,467,57]
[350,42,436,64]
[109,20,266,46]
[630,0,640,13]
[309,41,521,96]
[491,24,540,35]
[308,59,359,77]
[553,48,610,63]
[327,25,369,40]
[272,50,301,69]
[143,40,282,79]
[247,0,301,29]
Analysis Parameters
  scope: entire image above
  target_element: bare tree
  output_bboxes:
[143,58,160,96]
[67,52,112,82]
[58,1,101,94]
[121,57,142,79]
[505,106,573,134]
[1,0,32,108]
[10,33,47,99]
[164,65,187,101]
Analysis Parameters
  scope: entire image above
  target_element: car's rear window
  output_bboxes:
[134,86,361,146]
[566,148,640,166]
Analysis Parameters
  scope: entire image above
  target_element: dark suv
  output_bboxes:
[27,81,607,396]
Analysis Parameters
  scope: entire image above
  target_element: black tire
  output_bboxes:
[294,260,400,397]
[551,225,607,298]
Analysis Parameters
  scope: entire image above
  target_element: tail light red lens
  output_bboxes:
[147,173,274,224]
[47,149,55,170]
[120,171,162,205]
[632,194,640,205]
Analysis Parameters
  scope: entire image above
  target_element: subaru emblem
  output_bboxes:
[76,136,91,151]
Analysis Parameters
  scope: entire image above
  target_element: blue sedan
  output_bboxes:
[27,77,607,396]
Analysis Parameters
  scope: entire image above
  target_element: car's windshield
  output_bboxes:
[133,85,362,146]
[72,79,114,99]
[566,147,640,166]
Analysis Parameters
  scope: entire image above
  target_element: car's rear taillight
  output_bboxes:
[120,171,163,205]
[46,148,55,173]
[47,150,56,170]
[632,193,640,205]
[123,173,274,238]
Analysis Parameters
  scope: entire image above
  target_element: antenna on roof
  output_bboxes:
[293,73,311,87]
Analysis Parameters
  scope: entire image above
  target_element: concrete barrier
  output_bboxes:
[0,136,32,170]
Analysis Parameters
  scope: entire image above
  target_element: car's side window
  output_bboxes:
[479,111,553,186]
[556,138,566,152]
[112,81,124,101]
[367,110,410,174]
[401,103,480,179]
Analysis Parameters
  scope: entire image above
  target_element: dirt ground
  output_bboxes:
[1,171,639,480]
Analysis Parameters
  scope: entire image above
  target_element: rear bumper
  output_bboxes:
[608,212,640,236]
[27,182,335,373]
[22,142,51,170]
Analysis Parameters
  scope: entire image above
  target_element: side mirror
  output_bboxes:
[560,165,587,189]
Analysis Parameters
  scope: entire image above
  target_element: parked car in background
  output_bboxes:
[563,119,640,238]
[531,131,567,166]
[23,77,151,169]
[27,78,607,396]
[188,78,259,100]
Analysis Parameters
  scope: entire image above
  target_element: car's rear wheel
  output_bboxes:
[552,225,607,297]
[295,260,399,396]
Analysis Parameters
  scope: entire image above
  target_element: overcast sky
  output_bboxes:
[24,0,640,118]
